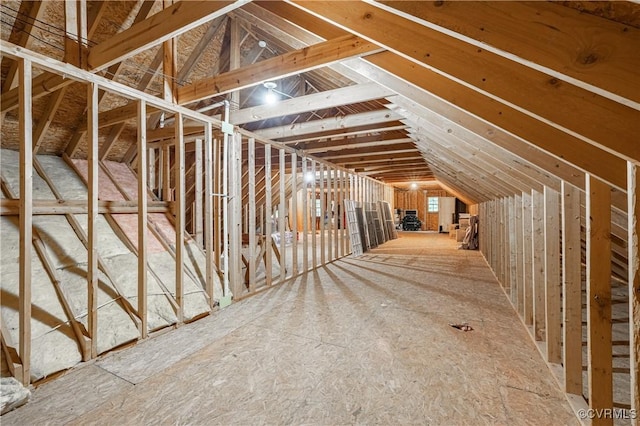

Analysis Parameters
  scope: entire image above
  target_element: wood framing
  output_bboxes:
[562,181,582,395]
[522,191,533,326]
[278,149,286,282]
[230,82,394,125]
[137,100,148,338]
[288,1,638,163]
[18,58,32,385]
[586,174,613,423]
[291,152,298,276]
[87,0,248,70]
[87,81,99,358]
[204,123,215,307]
[629,162,640,422]
[264,144,273,286]
[248,137,257,291]
[175,112,185,323]
[178,34,381,104]
[543,186,561,363]
[302,157,309,272]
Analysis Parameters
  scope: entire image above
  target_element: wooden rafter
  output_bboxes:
[87,1,248,70]
[177,34,382,104]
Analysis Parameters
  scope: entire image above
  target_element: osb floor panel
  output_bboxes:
[2,232,578,425]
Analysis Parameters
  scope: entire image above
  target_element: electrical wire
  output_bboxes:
[0,4,185,88]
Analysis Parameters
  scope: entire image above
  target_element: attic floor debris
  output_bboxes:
[2,233,577,425]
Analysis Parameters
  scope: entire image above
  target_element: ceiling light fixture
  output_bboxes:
[258,40,267,48]
[263,81,279,105]
[305,171,315,183]
[410,182,418,189]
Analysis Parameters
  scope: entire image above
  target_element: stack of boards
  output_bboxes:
[344,200,397,257]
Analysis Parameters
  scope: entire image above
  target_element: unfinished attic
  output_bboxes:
[1,0,639,424]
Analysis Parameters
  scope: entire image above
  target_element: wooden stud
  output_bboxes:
[279,149,286,282]
[148,148,156,195]
[213,137,221,273]
[230,133,243,296]
[302,158,309,272]
[137,100,148,338]
[311,160,317,268]
[562,181,583,395]
[586,174,613,424]
[338,171,343,256]
[264,144,272,285]
[18,58,33,384]
[522,191,533,326]
[628,162,640,423]
[87,81,99,357]
[175,112,184,323]
[291,152,298,276]
[204,123,215,307]
[248,137,256,291]
[194,138,203,247]
[319,163,326,265]
[229,17,241,110]
[544,186,561,363]
[327,166,333,262]
[508,196,517,305]
[514,194,524,316]
[161,145,171,202]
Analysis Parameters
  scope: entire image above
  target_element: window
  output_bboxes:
[428,197,439,212]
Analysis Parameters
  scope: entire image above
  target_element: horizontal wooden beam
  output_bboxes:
[255,109,401,140]
[177,34,383,104]
[230,82,394,125]
[87,1,248,70]
[0,199,171,215]
[1,73,69,113]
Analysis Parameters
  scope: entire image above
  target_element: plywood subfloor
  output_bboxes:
[2,232,578,425]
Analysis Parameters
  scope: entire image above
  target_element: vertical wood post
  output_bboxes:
[628,162,640,424]
[230,133,242,296]
[204,123,215,308]
[18,58,33,384]
[137,100,148,338]
[319,163,326,265]
[562,181,582,394]
[532,189,545,341]
[302,158,309,272]
[194,138,203,247]
[162,145,171,202]
[586,174,613,425]
[327,166,333,261]
[87,81,99,357]
[311,160,317,268]
[264,144,272,286]
[508,196,517,305]
[174,112,184,322]
[515,194,524,316]
[544,186,561,362]
[248,137,256,292]
[522,191,533,326]
[279,149,286,282]
[291,152,298,276]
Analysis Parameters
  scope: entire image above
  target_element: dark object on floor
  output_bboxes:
[450,323,474,332]
[401,210,422,231]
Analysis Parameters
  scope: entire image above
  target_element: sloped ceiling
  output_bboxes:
[1,0,638,203]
